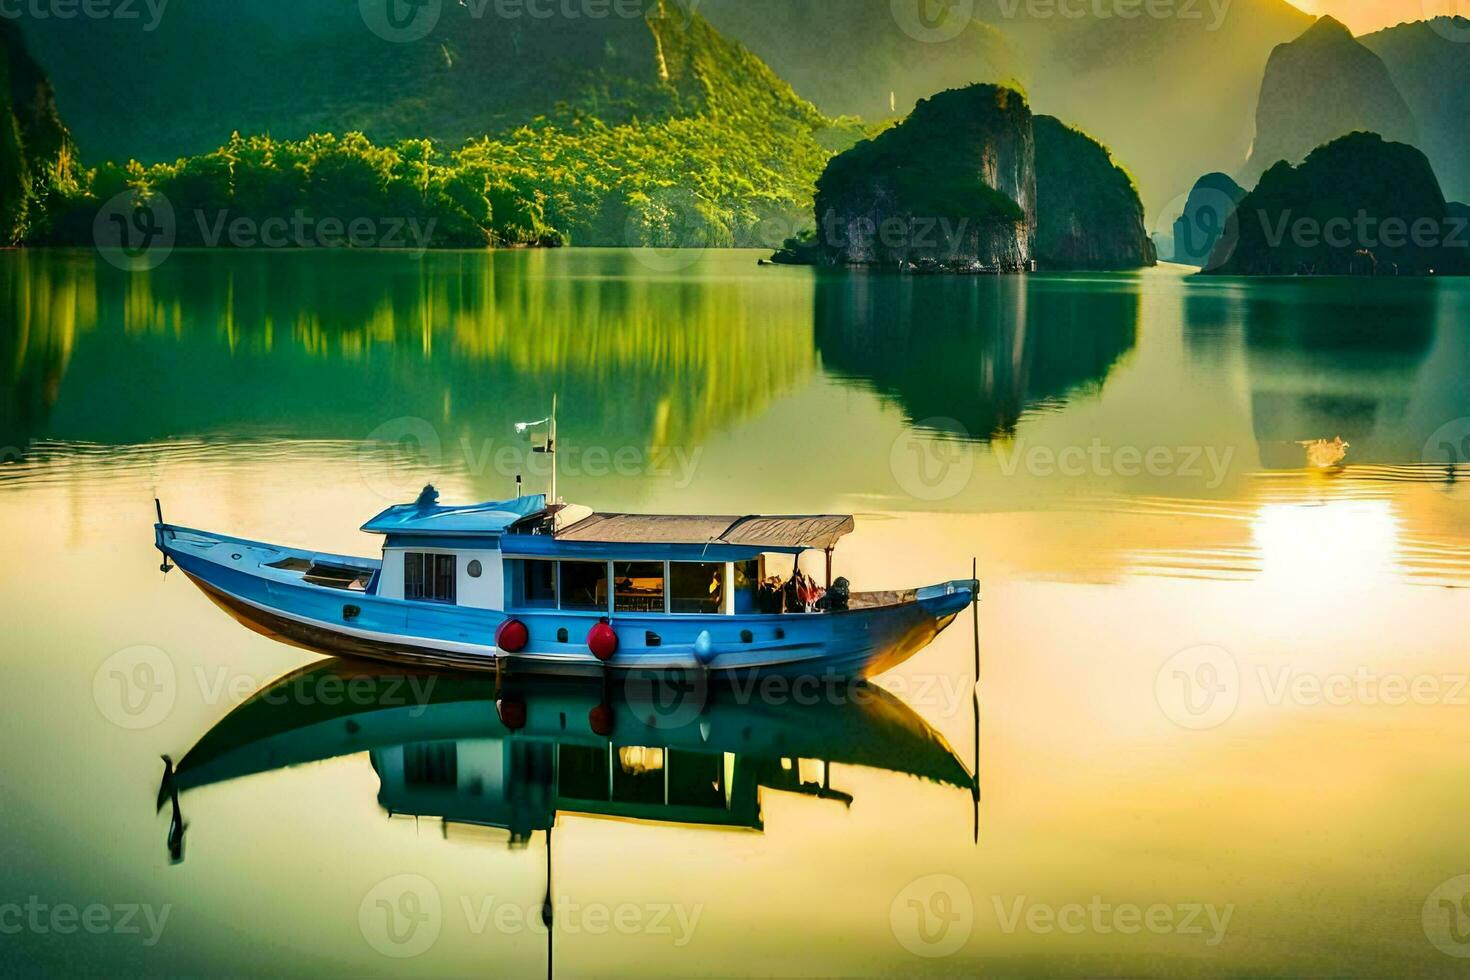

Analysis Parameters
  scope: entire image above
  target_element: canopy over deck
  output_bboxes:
[363,493,548,537]
[362,488,854,557]
[556,513,855,554]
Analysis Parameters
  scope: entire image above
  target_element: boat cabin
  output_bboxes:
[362,488,856,617]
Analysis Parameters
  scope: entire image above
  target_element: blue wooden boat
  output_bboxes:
[154,486,978,678]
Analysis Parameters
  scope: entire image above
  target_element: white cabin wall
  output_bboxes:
[379,549,406,600]
[458,549,504,610]
[377,545,504,609]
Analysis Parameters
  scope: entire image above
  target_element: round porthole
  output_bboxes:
[467,560,483,578]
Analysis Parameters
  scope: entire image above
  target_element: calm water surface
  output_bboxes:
[3,248,1469,976]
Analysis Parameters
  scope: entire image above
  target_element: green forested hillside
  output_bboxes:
[19,0,823,163]
[0,20,78,244]
[31,3,861,249]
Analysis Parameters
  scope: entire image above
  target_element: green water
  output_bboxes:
[3,248,1470,976]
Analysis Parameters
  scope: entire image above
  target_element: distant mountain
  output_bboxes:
[776,84,1154,272]
[0,19,75,243]
[1033,116,1155,270]
[698,0,1019,121]
[1207,132,1467,276]
[1171,172,1247,267]
[17,0,813,163]
[788,84,1037,270]
[1241,15,1417,187]
[1363,16,1470,203]
[703,0,1312,219]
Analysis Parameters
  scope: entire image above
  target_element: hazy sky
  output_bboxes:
[1290,0,1450,34]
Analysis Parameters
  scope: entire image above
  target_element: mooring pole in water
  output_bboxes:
[971,556,981,845]
[543,826,554,980]
[156,498,173,574]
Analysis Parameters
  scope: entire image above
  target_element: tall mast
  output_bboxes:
[549,393,558,506]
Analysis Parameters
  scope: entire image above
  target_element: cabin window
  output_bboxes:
[467,560,483,578]
[557,744,609,802]
[404,552,456,604]
[560,561,609,612]
[614,562,666,614]
[667,750,725,809]
[520,559,558,608]
[733,558,760,614]
[670,562,724,614]
[403,742,458,786]
[613,746,665,803]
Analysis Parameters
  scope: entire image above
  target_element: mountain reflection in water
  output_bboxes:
[815,272,1139,442]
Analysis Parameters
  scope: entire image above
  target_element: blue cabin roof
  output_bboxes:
[363,491,548,537]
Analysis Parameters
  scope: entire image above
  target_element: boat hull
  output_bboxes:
[158,524,977,679]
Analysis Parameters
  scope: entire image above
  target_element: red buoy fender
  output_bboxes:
[496,618,529,653]
[588,702,614,737]
[587,619,618,661]
[496,698,527,731]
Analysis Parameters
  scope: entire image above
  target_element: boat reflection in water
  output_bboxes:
[162,659,976,854]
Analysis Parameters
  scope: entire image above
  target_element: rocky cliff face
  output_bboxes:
[1171,172,1247,267]
[803,85,1036,270]
[1242,16,1418,187]
[1033,116,1155,270]
[1208,132,1467,277]
[1363,17,1470,203]
[0,20,75,244]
